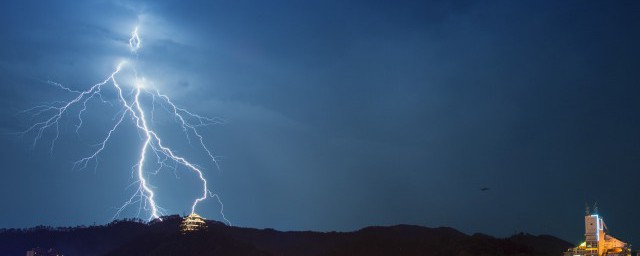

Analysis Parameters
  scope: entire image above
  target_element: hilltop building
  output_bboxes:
[180,213,208,233]
[564,211,631,256]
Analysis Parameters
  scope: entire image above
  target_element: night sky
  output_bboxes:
[1,0,640,246]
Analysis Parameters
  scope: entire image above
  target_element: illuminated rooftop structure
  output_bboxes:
[180,213,208,233]
[564,210,631,256]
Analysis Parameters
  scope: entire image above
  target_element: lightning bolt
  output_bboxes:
[20,26,230,225]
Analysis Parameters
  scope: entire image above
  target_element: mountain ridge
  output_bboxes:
[0,215,573,256]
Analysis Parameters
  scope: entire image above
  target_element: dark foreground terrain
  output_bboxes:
[0,215,572,256]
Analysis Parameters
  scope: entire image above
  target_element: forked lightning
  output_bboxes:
[20,26,230,225]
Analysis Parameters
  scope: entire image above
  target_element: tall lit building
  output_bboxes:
[564,211,631,256]
[180,213,208,233]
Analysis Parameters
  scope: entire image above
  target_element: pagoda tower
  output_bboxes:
[180,213,208,233]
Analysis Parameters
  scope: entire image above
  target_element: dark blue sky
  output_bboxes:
[1,0,640,245]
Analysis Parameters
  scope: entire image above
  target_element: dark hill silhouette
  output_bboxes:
[0,215,572,256]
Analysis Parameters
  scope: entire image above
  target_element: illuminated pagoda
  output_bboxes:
[180,213,208,233]
[563,209,631,256]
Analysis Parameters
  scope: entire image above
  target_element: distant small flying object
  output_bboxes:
[480,187,490,192]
